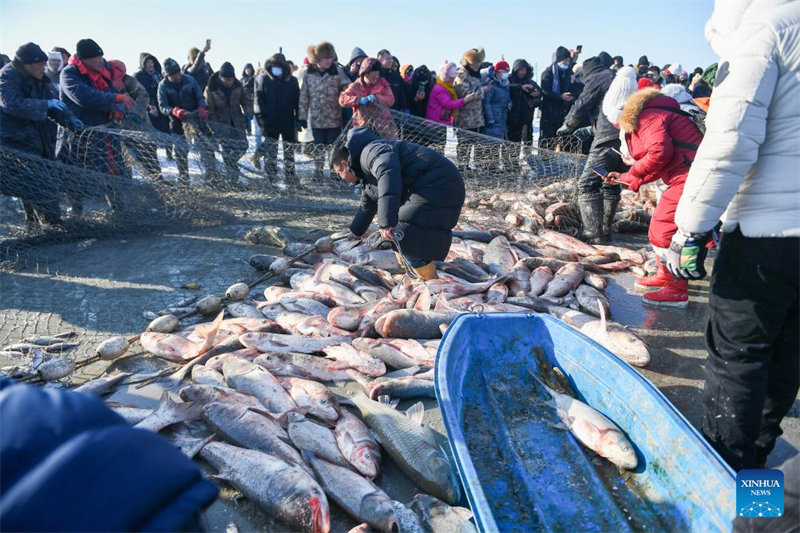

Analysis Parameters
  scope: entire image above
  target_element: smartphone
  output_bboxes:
[592,167,609,178]
[611,147,624,157]
[206,39,212,47]
[576,45,583,54]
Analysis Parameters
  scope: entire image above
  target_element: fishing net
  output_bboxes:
[0,105,587,379]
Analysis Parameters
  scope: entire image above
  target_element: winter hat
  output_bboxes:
[598,51,613,68]
[108,60,126,91]
[47,51,63,70]
[163,58,181,76]
[494,60,510,72]
[637,55,649,67]
[52,46,70,58]
[461,47,486,67]
[438,60,457,82]
[667,63,684,78]
[555,46,570,63]
[303,57,309,65]
[358,57,381,78]
[702,63,718,87]
[219,62,235,78]
[613,55,624,66]
[348,47,367,66]
[15,42,48,64]
[638,77,660,90]
[661,83,693,104]
[602,66,638,125]
[314,42,336,61]
[400,64,413,78]
[75,38,103,60]
[692,67,703,76]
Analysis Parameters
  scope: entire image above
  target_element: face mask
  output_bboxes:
[558,63,569,71]
[501,73,509,81]
[271,67,283,77]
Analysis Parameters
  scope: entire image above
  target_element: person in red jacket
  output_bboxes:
[339,58,398,139]
[605,88,704,307]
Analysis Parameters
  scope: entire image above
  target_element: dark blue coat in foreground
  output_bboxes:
[346,127,465,261]
[0,380,218,532]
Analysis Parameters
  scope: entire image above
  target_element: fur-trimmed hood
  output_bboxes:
[619,88,678,133]
[264,53,292,81]
[307,41,336,64]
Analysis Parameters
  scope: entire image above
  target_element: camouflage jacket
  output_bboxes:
[298,63,351,129]
[453,66,485,129]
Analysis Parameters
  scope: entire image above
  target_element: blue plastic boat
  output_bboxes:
[435,312,736,532]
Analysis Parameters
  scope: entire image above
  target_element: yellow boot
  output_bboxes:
[412,261,439,281]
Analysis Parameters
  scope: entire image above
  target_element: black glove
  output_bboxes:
[297,119,308,130]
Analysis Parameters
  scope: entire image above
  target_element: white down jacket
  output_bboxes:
[675,0,800,237]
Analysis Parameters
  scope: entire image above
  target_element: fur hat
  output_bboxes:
[308,41,336,64]
[461,47,485,67]
[602,66,638,125]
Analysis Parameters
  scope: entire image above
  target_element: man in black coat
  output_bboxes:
[0,42,81,229]
[377,50,407,112]
[507,59,540,173]
[539,46,576,148]
[254,53,299,186]
[330,127,465,280]
[559,55,626,244]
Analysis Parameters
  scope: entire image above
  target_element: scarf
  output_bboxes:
[551,64,561,95]
[69,55,111,92]
[436,78,460,119]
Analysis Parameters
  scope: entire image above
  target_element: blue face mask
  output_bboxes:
[558,63,569,71]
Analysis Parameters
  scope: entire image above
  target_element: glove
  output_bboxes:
[127,113,141,124]
[556,124,570,136]
[297,119,308,129]
[111,110,125,121]
[172,107,189,121]
[366,95,376,104]
[68,117,84,132]
[115,93,136,112]
[574,126,592,141]
[357,97,370,106]
[197,106,209,121]
[47,99,67,112]
[666,229,712,280]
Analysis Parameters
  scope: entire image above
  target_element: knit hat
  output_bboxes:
[14,42,48,65]
[219,61,235,78]
[438,60,457,82]
[555,46,570,63]
[598,51,613,68]
[75,38,103,60]
[163,58,181,76]
[613,55,624,66]
[637,55,649,67]
[638,77,660,91]
[349,47,367,66]
[494,60,510,72]
[661,83,693,104]
[602,66,639,125]
[358,57,381,78]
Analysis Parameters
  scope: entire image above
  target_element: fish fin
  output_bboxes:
[453,507,474,521]
[598,299,608,336]
[199,311,225,355]
[300,450,317,464]
[209,473,232,484]
[405,401,425,425]
[378,395,398,409]
[370,429,384,446]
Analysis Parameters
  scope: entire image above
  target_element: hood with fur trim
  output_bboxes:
[264,53,292,80]
[619,88,677,133]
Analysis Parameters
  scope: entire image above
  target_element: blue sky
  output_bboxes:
[1,0,717,79]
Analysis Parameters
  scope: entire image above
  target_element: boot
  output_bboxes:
[635,257,669,290]
[577,195,604,244]
[251,153,261,170]
[601,196,621,244]
[412,261,439,281]
[642,272,688,307]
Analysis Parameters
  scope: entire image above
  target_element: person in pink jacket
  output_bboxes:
[339,58,397,139]
[425,61,480,126]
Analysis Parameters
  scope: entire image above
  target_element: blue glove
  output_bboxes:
[366,94,376,104]
[68,117,85,132]
[47,99,67,112]
[114,103,126,113]
[357,97,370,106]
[666,228,713,280]
[556,124,570,136]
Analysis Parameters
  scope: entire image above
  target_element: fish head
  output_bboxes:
[308,486,331,533]
[221,357,255,378]
[352,445,381,479]
[607,330,651,367]
[362,493,399,533]
[312,394,340,422]
[601,430,639,470]
[429,452,462,504]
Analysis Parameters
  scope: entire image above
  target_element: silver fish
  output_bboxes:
[134,392,202,433]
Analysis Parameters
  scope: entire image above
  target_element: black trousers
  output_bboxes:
[577,139,625,202]
[258,124,297,178]
[702,227,799,471]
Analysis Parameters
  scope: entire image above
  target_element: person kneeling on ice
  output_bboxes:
[330,126,466,281]
[603,87,704,307]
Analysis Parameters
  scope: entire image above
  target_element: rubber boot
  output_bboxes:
[577,195,604,244]
[635,257,669,290]
[412,261,439,281]
[642,272,688,307]
[601,196,621,244]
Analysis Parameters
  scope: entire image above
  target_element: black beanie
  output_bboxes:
[613,55,624,65]
[163,58,181,76]
[219,61,235,78]
[15,42,48,65]
[555,46,570,63]
[76,39,103,60]
[598,51,613,68]
[638,55,649,66]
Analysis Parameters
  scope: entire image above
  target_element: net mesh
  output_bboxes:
[0,105,587,380]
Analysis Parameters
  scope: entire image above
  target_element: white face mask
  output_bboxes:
[501,72,509,81]
[271,67,283,77]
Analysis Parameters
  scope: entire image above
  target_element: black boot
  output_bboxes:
[602,196,621,244]
[577,195,604,244]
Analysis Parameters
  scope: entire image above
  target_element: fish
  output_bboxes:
[202,401,307,471]
[240,333,352,354]
[227,302,266,319]
[281,296,332,317]
[323,344,386,377]
[434,263,486,284]
[21,332,78,346]
[287,413,352,468]
[367,376,436,400]
[392,501,426,533]
[583,260,631,273]
[353,282,390,303]
[528,366,638,469]
[348,265,395,290]
[134,392,202,433]
[304,452,398,533]
[204,348,259,372]
[295,316,357,339]
[276,312,318,333]
[106,402,153,425]
[222,359,298,416]
[538,229,599,257]
[327,304,372,332]
[357,295,406,337]
[178,384,265,410]
[581,253,621,265]
[543,263,585,298]
[249,254,282,271]
[575,285,611,318]
[200,441,330,533]
[255,353,362,382]
[72,372,131,396]
[583,272,607,291]
[483,236,517,276]
[344,388,461,504]
[314,261,361,288]
[507,266,532,297]
[451,257,489,280]
[451,230,494,243]
[334,410,382,479]
[410,494,477,533]
[506,296,559,313]
[529,266,554,297]
[352,250,401,271]
[166,424,215,459]
[592,245,645,265]
[351,338,419,370]
[278,377,340,423]
[191,365,227,387]
[140,312,224,362]
[375,310,459,340]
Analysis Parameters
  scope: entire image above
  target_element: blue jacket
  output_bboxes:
[0,62,73,158]
[0,379,218,531]
[59,61,119,127]
[483,76,511,138]
[158,73,205,117]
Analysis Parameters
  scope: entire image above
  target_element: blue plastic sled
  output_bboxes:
[435,312,736,532]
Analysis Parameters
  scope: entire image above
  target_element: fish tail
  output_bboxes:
[200,311,225,355]
[154,391,203,425]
